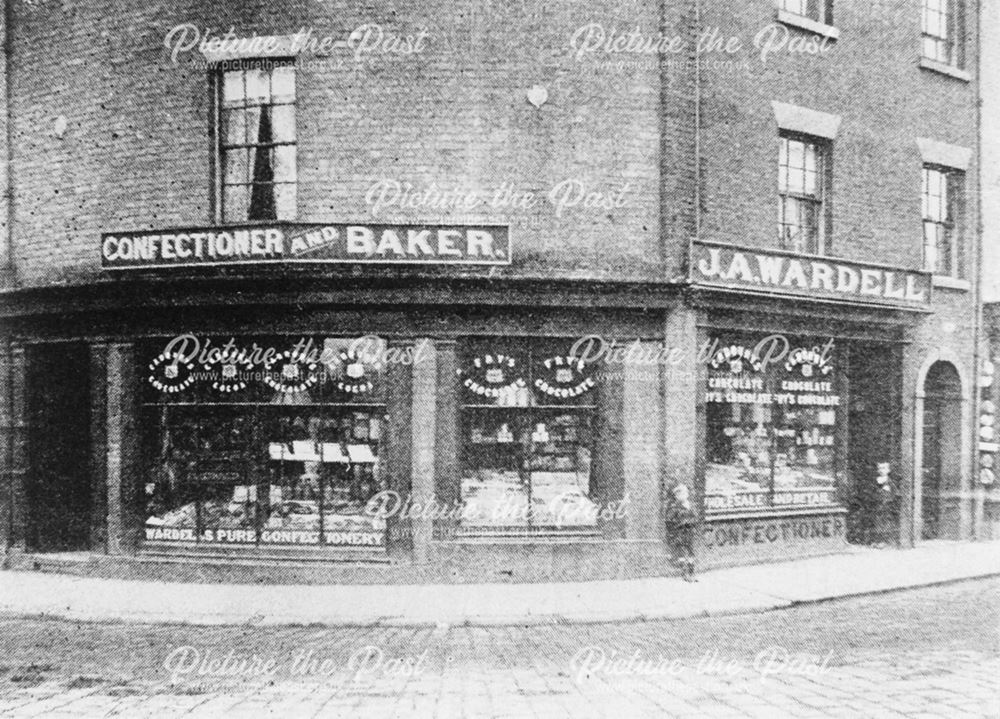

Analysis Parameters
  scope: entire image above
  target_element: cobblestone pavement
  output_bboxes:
[0,578,996,718]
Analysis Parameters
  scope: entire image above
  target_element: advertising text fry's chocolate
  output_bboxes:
[102,223,510,268]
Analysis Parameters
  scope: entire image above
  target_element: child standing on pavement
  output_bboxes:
[666,483,698,582]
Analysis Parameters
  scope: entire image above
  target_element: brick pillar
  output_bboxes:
[0,0,13,290]
[0,340,26,554]
[592,357,625,538]
[410,339,437,563]
[105,343,139,555]
[89,343,109,551]
[662,306,701,512]
[622,340,664,543]
[382,339,413,556]
[900,339,920,548]
[433,340,458,541]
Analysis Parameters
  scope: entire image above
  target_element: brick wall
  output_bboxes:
[0,0,983,335]
[6,0,694,288]
[697,1,978,269]
[693,0,980,394]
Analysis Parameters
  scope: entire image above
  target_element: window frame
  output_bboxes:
[703,334,844,517]
[921,0,965,69]
[140,335,390,549]
[455,338,603,536]
[777,131,832,256]
[778,0,833,27]
[921,164,965,279]
[212,58,298,225]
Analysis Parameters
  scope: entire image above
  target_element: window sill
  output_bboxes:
[919,57,971,82]
[932,275,971,291]
[704,506,847,522]
[776,10,841,40]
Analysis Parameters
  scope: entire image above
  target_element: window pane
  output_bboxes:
[938,173,949,220]
[804,144,817,173]
[275,184,297,221]
[803,202,821,253]
[245,68,270,105]
[273,146,297,184]
[778,139,789,189]
[244,106,263,145]
[787,140,804,170]
[924,169,946,221]
[224,185,250,223]
[249,182,277,221]
[271,105,296,143]
[924,222,938,271]
[786,166,805,194]
[946,172,962,223]
[224,148,249,185]
[921,170,929,216]
[222,71,244,108]
[804,168,818,196]
[271,65,296,104]
[222,109,246,147]
[936,226,952,275]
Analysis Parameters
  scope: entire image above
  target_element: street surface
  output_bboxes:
[0,578,996,718]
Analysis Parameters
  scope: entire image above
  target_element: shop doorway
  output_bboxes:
[846,343,901,545]
[920,362,963,541]
[25,344,93,552]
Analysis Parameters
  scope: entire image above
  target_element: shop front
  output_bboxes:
[4,230,966,581]
[139,335,394,553]
[127,325,668,579]
[135,332,632,559]
[0,216,678,582]
[689,241,932,567]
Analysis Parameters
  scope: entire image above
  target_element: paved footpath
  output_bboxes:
[0,578,996,718]
[0,541,997,626]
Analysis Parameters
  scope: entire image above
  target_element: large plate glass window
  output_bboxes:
[140,336,387,548]
[704,334,842,515]
[457,339,601,534]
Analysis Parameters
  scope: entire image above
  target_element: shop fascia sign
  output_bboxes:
[691,241,932,309]
[101,222,510,269]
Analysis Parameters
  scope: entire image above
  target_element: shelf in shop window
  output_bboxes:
[141,401,387,408]
[460,404,597,410]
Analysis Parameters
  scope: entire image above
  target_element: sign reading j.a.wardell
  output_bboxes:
[102,223,510,269]
[692,241,931,308]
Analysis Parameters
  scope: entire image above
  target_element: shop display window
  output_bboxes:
[704,334,842,514]
[141,336,388,548]
[457,340,600,533]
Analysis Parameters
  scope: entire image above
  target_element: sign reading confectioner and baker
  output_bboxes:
[102,223,511,269]
[692,241,932,309]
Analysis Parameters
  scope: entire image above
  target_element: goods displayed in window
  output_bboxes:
[141,337,388,548]
[704,336,842,514]
[457,342,600,532]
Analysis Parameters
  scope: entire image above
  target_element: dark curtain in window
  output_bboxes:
[249,108,275,221]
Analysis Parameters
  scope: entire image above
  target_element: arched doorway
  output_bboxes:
[920,362,963,540]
